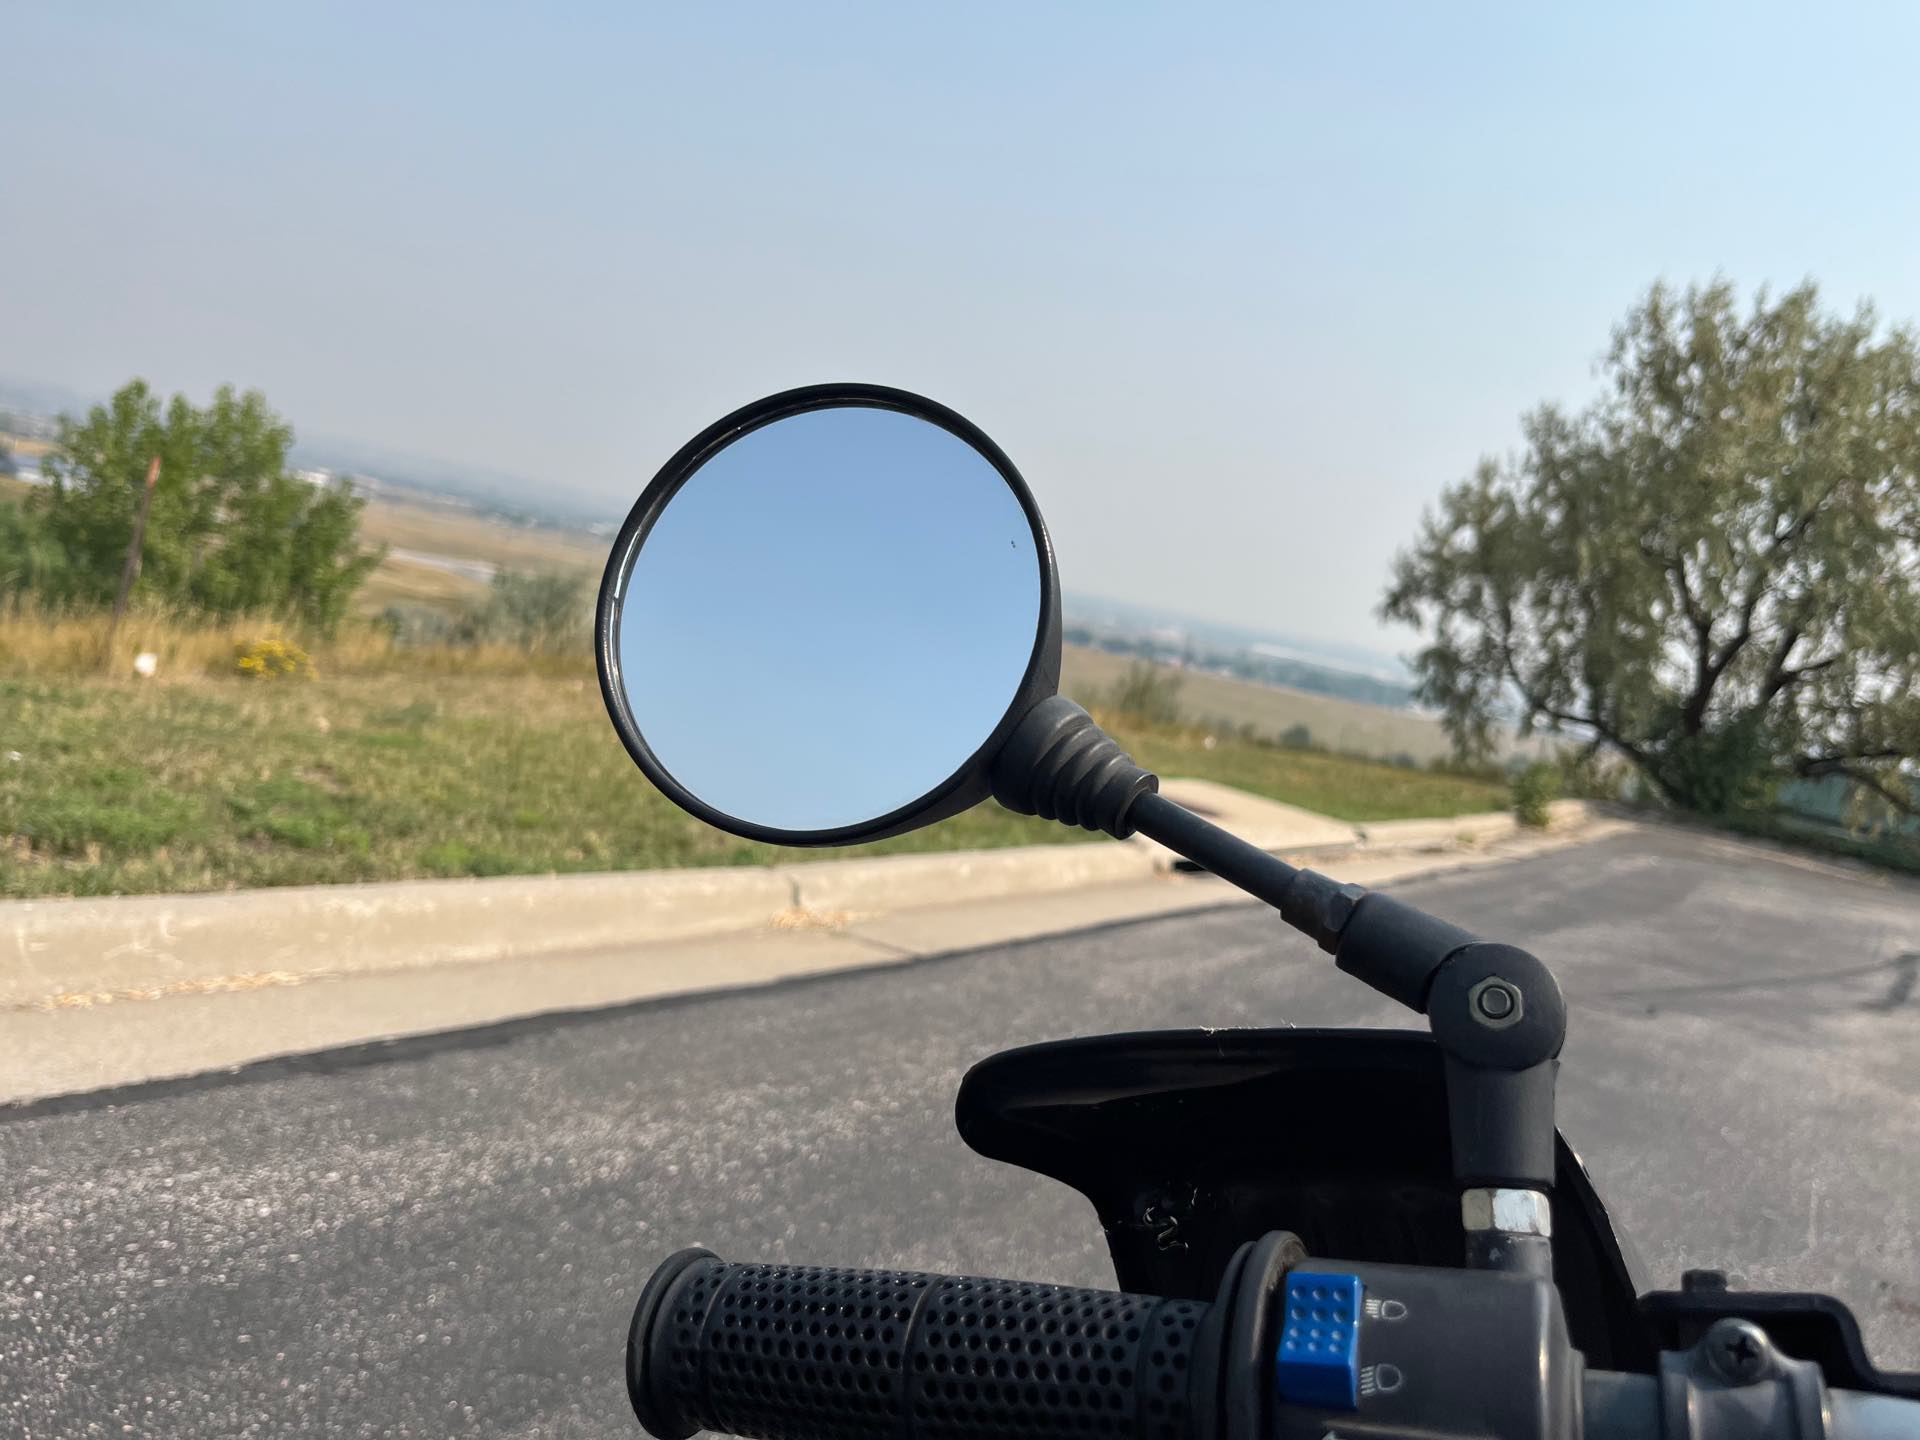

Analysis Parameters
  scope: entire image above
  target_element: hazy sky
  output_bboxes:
[7,2,1920,655]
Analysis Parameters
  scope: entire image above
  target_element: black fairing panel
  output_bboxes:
[955,1027,1656,1372]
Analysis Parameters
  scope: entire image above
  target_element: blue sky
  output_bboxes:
[6,2,1919,653]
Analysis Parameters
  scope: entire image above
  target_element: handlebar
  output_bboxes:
[627,1249,1208,1440]
[628,1246,1918,1440]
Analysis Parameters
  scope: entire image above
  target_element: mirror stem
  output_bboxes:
[995,700,1566,1243]
[1126,790,1302,908]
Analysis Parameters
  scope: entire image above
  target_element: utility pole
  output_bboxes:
[102,455,161,672]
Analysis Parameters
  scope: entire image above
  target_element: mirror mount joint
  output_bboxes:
[1335,896,1567,1198]
[1081,744,1569,1211]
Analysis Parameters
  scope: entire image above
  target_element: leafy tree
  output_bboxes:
[1383,280,1920,816]
[33,380,382,631]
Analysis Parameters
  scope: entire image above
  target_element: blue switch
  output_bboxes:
[1275,1271,1362,1411]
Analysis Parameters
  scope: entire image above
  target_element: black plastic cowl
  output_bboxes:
[991,696,1158,838]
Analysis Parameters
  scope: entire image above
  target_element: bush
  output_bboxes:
[1092,662,1185,726]
[1554,746,1627,802]
[0,502,69,602]
[1279,722,1313,749]
[1512,761,1561,827]
[460,569,590,653]
[233,636,316,681]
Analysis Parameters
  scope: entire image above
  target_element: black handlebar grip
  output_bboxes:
[628,1249,1211,1440]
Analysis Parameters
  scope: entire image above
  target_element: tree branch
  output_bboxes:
[1680,493,1832,731]
[1651,546,1724,735]
[1797,746,1907,771]
[1683,583,1765,732]
[1750,618,1847,710]
[1496,643,1654,770]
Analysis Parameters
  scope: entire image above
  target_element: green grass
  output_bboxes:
[0,676,1512,899]
[0,675,1093,898]
[1105,719,1509,822]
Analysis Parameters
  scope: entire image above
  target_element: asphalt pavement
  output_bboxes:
[3,825,1917,1438]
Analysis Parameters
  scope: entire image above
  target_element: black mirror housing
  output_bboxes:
[595,382,1064,847]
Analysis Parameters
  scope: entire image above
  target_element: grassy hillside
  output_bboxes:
[1106,719,1507,821]
[0,660,1510,899]
[355,493,606,572]
[353,495,606,618]
[0,465,1516,901]
[352,492,609,619]
[1062,644,1545,765]
[0,673,1094,898]
[355,555,488,615]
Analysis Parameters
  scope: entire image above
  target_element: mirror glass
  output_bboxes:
[609,404,1044,835]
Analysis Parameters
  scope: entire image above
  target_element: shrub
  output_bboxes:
[1093,662,1184,726]
[1512,762,1561,827]
[233,636,316,681]
[1555,746,1627,802]
[461,569,591,653]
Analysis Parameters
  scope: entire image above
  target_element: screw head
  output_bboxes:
[1703,1318,1771,1385]
[1467,976,1523,1029]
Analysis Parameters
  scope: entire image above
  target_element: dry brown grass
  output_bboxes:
[354,555,489,616]
[0,604,589,680]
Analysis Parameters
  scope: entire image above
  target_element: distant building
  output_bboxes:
[294,467,336,488]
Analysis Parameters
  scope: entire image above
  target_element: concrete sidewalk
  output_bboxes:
[0,815,1627,1106]
[2,783,1592,1013]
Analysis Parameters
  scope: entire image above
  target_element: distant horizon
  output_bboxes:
[2,369,1414,675]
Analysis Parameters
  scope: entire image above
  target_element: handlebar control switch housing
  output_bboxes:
[1270,1260,1579,1440]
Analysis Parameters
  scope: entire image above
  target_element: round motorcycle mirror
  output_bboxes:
[596,384,1062,846]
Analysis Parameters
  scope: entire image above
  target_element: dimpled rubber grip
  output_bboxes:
[629,1252,1210,1440]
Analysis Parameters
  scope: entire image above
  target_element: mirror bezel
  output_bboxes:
[595,382,1063,848]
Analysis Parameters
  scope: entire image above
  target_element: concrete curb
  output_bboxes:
[1355,799,1590,853]
[1,867,792,1009]
[0,818,1633,1106]
[2,800,1591,1011]
[0,842,1158,1010]
[785,843,1155,914]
